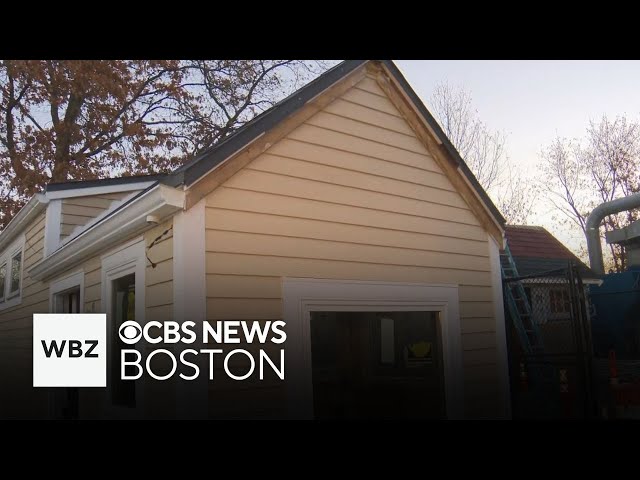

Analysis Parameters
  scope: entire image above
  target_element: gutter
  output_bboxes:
[29,184,185,282]
[0,194,49,253]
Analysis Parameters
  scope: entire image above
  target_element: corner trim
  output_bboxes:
[488,234,511,419]
[173,198,207,419]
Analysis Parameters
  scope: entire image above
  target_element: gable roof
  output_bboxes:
[503,225,598,278]
[6,59,509,278]
[164,60,506,226]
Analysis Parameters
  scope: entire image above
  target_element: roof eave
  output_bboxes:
[173,60,369,187]
[379,60,506,227]
[0,194,48,252]
[28,184,184,282]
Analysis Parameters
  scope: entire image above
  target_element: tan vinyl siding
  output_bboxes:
[204,74,501,418]
[60,191,138,242]
[83,255,102,313]
[0,212,49,417]
[144,220,173,322]
[145,219,173,313]
[143,220,174,418]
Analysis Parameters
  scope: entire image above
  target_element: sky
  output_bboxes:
[393,60,640,254]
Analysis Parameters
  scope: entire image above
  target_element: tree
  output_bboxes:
[173,60,329,156]
[429,82,537,224]
[540,115,640,272]
[0,60,186,227]
[0,60,329,229]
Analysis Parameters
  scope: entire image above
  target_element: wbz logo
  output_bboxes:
[33,314,106,387]
[41,339,99,358]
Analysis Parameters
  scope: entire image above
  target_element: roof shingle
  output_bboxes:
[503,225,598,278]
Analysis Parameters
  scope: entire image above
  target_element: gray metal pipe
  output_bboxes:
[585,191,640,274]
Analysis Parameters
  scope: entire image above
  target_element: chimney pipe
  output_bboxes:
[585,192,640,274]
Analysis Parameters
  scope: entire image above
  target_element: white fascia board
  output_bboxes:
[45,181,156,200]
[0,194,48,253]
[29,184,185,282]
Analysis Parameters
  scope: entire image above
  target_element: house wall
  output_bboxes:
[0,202,173,419]
[60,191,136,242]
[143,219,175,418]
[0,211,49,417]
[203,74,502,419]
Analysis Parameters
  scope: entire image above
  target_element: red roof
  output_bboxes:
[504,225,580,260]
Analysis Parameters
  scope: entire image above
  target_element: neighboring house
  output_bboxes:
[502,225,600,354]
[0,60,510,420]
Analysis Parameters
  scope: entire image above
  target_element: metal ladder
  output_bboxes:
[500,243,545,356]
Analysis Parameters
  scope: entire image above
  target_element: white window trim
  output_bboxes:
[0,234,25,311]
[282,278,464,420]
[101,238,146,418]
[49,270,85,313]
[0,261,6,303]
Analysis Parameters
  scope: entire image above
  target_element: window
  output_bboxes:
[549,288,571,314]
[0,236,24,309]
[9,251,22,297]
[54,287,81,313]
[0,263,5,303]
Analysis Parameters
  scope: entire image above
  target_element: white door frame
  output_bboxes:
[101,238,146,418]
[47,269,85,418]
[282,278,464,419]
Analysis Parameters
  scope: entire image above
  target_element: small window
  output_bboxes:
[54,287,81,313]
[549,288,570,314]
[0,263,6,302]
[8,251,22,297]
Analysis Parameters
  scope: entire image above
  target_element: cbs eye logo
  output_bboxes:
[118,321,142,345]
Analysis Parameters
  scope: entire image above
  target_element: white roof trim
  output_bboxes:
[29,184,185,282]
[0,194,48,253]
[45,181,155,200]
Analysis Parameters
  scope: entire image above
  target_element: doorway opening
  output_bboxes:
[51,285,82,419]
[111,273,136,408]
[309,310,445,419]
[53,287,80,313]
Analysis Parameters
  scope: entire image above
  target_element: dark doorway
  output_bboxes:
[309,311,445,419]
[51,286,81,420]
[112,274,136,408]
